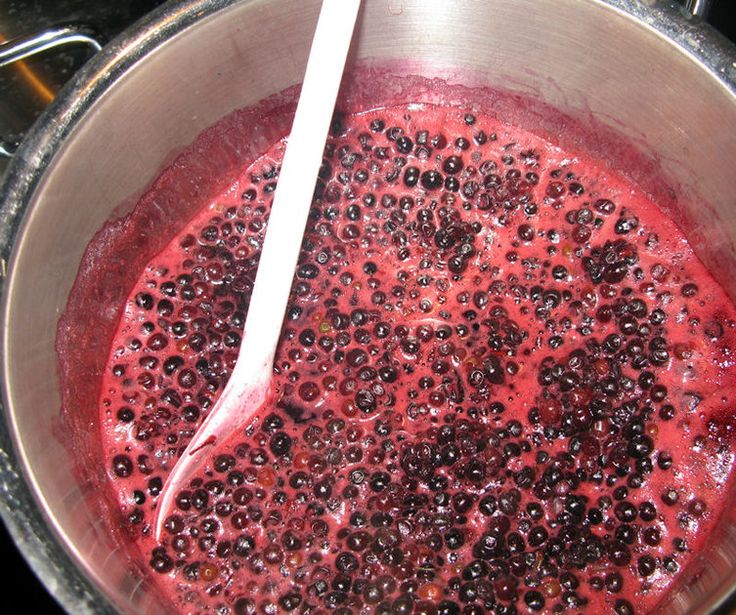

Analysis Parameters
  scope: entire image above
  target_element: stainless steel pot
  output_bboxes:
[1,0,735,613]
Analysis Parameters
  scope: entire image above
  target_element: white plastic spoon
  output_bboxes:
[153,0,362,541]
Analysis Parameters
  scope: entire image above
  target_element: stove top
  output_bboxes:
[0,1,734,613]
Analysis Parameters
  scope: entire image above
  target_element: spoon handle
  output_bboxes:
[153,0,360,540]
[237,0,362,379]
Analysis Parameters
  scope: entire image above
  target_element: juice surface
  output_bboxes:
[98,104,736,614]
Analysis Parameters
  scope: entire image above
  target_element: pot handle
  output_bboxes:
[0,24,103,158]
[683,0,712,18]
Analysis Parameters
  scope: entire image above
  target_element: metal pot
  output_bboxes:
[0,0,734,612]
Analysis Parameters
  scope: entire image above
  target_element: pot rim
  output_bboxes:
[0,0,734,612]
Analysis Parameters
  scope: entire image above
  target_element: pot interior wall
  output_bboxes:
[2,0,735,612]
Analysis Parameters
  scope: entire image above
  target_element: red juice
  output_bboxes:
[96,103,736,614]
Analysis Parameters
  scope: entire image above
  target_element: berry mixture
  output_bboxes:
[98,104,736,614]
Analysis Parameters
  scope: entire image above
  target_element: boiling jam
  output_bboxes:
[97,103,736,614]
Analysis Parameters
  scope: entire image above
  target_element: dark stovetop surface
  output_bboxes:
[0,0,735,613]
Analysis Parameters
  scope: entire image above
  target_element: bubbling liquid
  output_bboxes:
[98,104,736,614]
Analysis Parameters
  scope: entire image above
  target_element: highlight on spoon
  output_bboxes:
[153,0,361,541]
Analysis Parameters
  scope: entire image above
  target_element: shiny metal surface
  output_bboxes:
[0,1,167,178]
[685,0,712,18]
[0,0,735,613]
[0,25,103,69]
[0,25,102,161]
